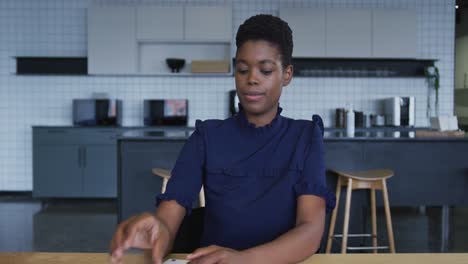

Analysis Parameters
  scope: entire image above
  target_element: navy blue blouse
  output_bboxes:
[157,107,336,250]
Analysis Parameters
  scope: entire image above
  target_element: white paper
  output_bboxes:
[163,258,189,264]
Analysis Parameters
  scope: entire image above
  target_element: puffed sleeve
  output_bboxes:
[294,115,336,213]
[155,120,206,215]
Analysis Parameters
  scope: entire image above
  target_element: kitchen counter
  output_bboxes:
[324,131,468,141]
[33,125,194,130]
[119,130,192,140]
[117,127,468,141]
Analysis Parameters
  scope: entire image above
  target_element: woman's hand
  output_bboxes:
[186,245,250,264]
[109,212,171,264]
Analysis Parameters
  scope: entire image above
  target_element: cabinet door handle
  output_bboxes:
[464,73,467,89]
[78,147,82,168]
[83,147,86,168]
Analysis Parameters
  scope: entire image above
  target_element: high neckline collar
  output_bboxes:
[235,103,284,136]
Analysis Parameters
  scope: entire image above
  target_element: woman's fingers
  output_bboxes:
[110,219,131,258]
[151,238,167,264]
[109,215,142,261]
[110,213,163,264]
[187,245,221,260]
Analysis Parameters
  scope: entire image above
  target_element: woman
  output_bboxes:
[110,14,335,264]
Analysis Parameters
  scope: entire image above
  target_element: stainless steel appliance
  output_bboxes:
[73,99,122,126]
[144,99,188,126]
[229,90,240,116]
[384,97,415,126]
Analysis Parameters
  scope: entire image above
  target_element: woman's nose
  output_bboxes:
[247,71,259,85]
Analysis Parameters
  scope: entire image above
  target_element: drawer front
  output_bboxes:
[80,129,123,145]
[33,128,80,145]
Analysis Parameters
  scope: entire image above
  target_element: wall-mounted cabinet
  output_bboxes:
[88,7,137,75]
[280,8,326,57]
[326,9,372,58]
[136,7,184,41]
[372,10,417,58]
[88,5,232,76]
[279,8,417,59]
[184,6,232,42]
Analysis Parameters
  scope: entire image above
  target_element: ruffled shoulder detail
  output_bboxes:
[155,192,195,215]
[294,181,336,213]
[312,114,324,136]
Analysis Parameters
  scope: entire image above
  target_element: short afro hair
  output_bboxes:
[235,14,293,68]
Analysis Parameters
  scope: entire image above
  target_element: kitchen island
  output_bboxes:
[117,128,468,252]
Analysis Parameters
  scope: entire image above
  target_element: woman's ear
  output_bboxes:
[282,65,293,86]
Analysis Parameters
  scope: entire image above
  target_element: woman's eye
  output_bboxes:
[237,69,248,74]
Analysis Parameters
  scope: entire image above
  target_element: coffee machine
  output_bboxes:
[384,97,415,127]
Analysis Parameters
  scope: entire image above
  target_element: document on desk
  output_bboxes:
[163,259,188,264]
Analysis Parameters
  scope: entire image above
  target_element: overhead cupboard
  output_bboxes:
[88,5,233,75]
[280,8,417,58]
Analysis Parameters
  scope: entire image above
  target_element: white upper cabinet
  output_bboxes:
[326,9,372,58]
[136,6,184,41]
[372,9,417,58]
[184,6,232,42]
[88,7,137,74]
[280,8,326,57]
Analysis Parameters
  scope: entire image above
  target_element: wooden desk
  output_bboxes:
[2,253,468,264]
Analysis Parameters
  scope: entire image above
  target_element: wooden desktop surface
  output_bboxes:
[2,253,468,264]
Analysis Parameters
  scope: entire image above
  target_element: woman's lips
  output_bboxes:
[243,93,265,102]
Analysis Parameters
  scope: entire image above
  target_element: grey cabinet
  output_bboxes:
[83,145,117,197]
[136,6,184,41]
[372,9,417,58]
[87,7,137,75]
[280,8,326,57]
[33,127,120,198]
[279,8,417,59]
[326,9,372,58]
[34,145,82,197]
[184,6,232,42]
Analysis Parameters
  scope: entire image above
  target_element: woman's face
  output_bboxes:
[235,40,293,117]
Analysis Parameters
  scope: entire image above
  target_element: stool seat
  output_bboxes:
[330,169,393,181]
[152,167,205,207]
[152,168,171,180]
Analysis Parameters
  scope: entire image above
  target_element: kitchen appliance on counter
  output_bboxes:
[370,114,386,127]
[384,97,415,127]
[335,108,345,128]
[144,99,188,126]
[73,99,122,126]
[229,90,240,116]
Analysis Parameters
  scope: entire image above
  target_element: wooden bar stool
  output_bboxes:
[325,169,395,254]
[152,168,205,207]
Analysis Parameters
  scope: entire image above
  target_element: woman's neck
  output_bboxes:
[244,105,278,128]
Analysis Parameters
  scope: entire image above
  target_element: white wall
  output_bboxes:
[0,0,456,191]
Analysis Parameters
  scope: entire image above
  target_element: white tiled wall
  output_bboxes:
[0,0,455,191]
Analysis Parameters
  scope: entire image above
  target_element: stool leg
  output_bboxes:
[370,188,378,253]
[341,178,353,254]
[162,178,168,193]
[326,176,342,253]
[199,186,206,207]
[382,179,395,253]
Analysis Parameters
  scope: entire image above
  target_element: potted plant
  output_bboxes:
[425,65,440,117]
